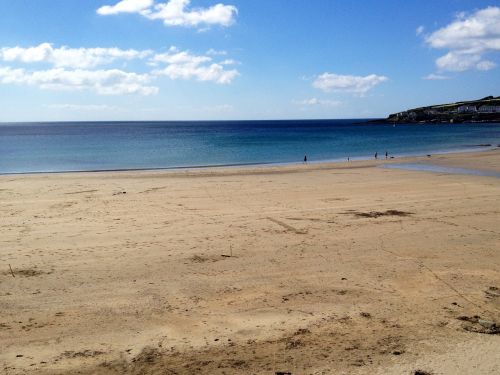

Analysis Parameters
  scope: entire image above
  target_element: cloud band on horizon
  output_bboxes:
[0,43,240,95]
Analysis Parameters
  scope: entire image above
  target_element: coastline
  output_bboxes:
[2,119,499,176]
[1,144,498,177]
[1,149,499,374]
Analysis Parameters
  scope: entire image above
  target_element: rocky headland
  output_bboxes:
[379,96,500,123]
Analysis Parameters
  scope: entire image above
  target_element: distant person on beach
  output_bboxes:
[385,151,388,159]
[304,155,307,163]
[347,157,350,162]
[375,152,378,160]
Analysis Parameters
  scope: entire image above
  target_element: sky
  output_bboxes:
[0,0,499,121]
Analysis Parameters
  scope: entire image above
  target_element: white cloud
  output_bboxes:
[219,59,237,65]
[147,0,237,27]
[425,6,500,72]
[312,73,387,95]
[435,51,481,72]
[416,25,425,36]
[152,47,239,84]
[295,98,341,107]
[97,0,154,15]
[422,73,451,80]
[476,60,497,71]
[0,66,25,84]
[0,43,239,95]
[206,48,227,56]
[0,43,151,69]
[98,0,238,28]
[0,67,158,95]
[153,48,210,64]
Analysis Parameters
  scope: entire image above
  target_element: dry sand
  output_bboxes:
[1,150,499,375]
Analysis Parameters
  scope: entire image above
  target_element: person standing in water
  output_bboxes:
[385,151,388,159]
[304,155,308,163]
[375,152,378,159]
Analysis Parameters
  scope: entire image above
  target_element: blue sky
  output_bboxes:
[0,0,499,121]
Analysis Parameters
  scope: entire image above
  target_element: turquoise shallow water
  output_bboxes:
[0,120,499,174]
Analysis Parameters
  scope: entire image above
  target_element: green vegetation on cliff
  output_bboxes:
[385,96,500,123]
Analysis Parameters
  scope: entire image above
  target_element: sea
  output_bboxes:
[1,120,499,174]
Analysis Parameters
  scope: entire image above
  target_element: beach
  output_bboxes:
[1,149,499,374]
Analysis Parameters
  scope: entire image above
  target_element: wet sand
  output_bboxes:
[1,150,499,374]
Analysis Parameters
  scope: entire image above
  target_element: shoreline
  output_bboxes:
[1,145,498,177]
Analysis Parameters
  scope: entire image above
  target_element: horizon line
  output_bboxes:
[0,117,382,125]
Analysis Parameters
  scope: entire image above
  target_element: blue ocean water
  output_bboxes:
[0,120,499,174]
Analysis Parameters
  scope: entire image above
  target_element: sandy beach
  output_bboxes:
[1,149,499,375]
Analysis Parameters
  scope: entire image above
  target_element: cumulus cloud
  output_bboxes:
[219,59,238,66]
[0,43,239,95]
[97,0,154,15]
[312,73,387,95]
[0,66,25,84]
[206,48,227,56]
[152,47,239,84]
[435,52,481,72]
[476,60,497,71]
[422,73,451,80]
[0,43,151,69]
[416,25,425,36]
[425,6,500,72]
[98,0,237,28]
[0,67,158,95]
